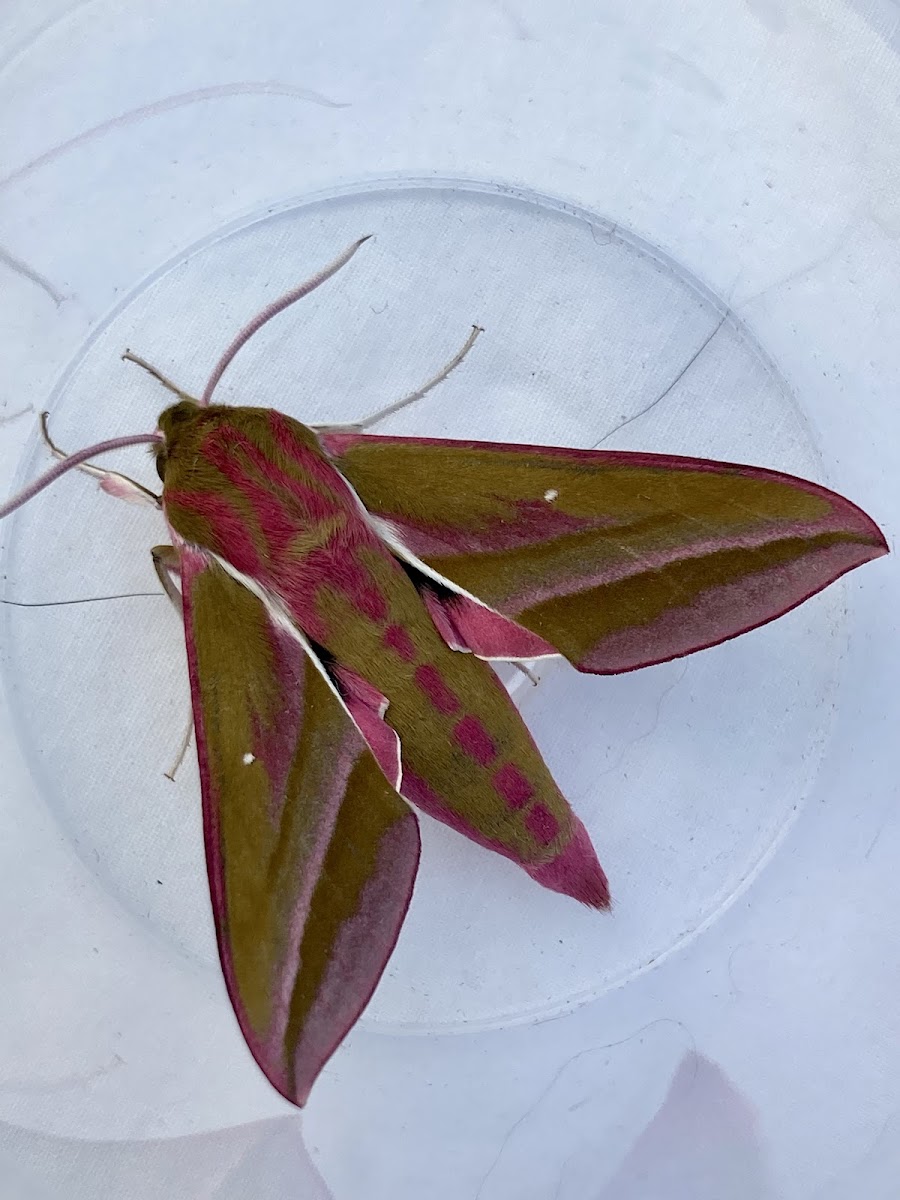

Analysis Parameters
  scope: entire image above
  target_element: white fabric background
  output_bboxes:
[1,1,899,1197]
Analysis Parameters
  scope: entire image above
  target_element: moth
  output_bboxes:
[0,236,887,1106]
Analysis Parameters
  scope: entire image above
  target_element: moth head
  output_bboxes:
[155,400,202,482]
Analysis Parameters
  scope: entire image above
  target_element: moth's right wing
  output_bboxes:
[178,545,420,1107]
[321,433,887,673]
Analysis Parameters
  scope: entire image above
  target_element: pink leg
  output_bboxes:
[151,544,194,781]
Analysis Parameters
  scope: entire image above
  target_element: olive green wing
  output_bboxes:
[322,434,887,673]
[179,545,420,1106]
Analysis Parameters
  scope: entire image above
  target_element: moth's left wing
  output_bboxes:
[322,433,888,674]
[179,546,420,1106]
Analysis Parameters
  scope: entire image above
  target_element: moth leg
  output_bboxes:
[164,716,194,782]
[151,544,183,615]
[41,412,161,507]
[312,324,484,434]
[512,661,539,687]
[122,350,199,404]
[151,544,194,781]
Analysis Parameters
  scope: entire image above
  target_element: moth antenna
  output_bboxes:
[122,351,197,403]
[200,234,373,407]
[312,325,485,435]
[0,432,161,520]
[355,324,484,430]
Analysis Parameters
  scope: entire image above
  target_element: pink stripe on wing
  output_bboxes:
[525,803,559,846]
[383,623,417,661]
[437,592,556,659]
[265,735,360,1080]
[288,813,420,1105]
[203,423,342,524]
[253,620,306,824]
[414,664,460,715]
[165,489,263,576]
[333,665,402,787]
[578,540,886,674]
[453,715,497,766]
[492,763,534,810]
[400,770,512,859]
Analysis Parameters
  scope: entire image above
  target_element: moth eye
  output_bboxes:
[167,400,199,424]
[155,447,168,483]
[157,400,200,436]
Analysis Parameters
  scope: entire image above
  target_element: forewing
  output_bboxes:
[178,545,420,1106]
[322,433,888,673]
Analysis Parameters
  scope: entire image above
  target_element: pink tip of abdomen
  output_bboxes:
[528,819,611,910]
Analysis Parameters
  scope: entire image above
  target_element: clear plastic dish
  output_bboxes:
[1,3,897,1198]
